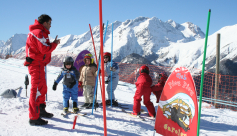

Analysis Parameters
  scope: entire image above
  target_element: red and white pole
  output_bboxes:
[99,0,107,135]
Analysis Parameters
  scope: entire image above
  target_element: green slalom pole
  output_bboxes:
[197,9,211,136]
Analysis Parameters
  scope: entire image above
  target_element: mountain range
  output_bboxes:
[0,16,236,75]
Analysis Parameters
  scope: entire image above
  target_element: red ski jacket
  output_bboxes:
[151,81,165,103]
[25,19,57,65]
[135,73,152,88]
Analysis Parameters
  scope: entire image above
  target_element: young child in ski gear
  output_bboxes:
[102,52,120,106]
[52,56,80,113]
[78,53,98,109]
[25,14,60,126]
[151,72,168,103]
[132,65,156,117]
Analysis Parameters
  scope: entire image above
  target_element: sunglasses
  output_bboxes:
[104,56,109,59]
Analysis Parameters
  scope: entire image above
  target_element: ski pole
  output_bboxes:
[24,74,29,97]
[89,23,103,111]
[110,23,113,107]
[45,66,47,101]
[92,20,108,114]
[95,23,105,110]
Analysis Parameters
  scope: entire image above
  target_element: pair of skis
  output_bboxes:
[61,111,87,117]
[121,109,156,121]
[99,102,129,109]
[121,109,145,121]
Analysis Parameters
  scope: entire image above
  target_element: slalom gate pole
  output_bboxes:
[197,9,211,136]
[45,66,47,101]
[89,24,98,65]
[92,21,109,114]
[110,23,113,107]
[89,24,102,111]
[72,115,78,129]
[95,23,104,111]
[99,0,107,135]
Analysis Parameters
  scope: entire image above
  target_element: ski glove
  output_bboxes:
[110,67,116,72]
[52,82,58,91]
[78,81,83,88]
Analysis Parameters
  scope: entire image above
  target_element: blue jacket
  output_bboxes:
[55,66,79,88]
[104,60,119,80]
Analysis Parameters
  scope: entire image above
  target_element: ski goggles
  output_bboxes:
[84,56,91,59]
[65,62,72,65]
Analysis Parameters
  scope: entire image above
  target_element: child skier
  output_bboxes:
[78,53,97,109]
[102,52,119,106]
[132,65,156,117]
[52,56,80,113]
[151,72,168,103]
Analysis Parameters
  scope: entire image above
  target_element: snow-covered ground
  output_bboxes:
[0,58,237,136]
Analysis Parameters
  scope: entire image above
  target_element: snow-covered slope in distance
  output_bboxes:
[156,24,237,72]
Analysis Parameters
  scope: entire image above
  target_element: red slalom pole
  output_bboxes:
[89,24,102,94]
[89,24,98,66]
[99,0,107,136]
[72,115,78,129]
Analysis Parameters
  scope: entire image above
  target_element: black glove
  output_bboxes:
[105,80,109,84]
[52,82,58,91]
[69,80,76,88]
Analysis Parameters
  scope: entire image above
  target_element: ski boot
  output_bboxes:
[131,111,141,116]
[81,103,89,107]
[39,104,54,118]
[29,117,48,126]
[63,107,69,114]
[73,107,80,113]
[86,103,93,109]
[112,99,118,106]
[73,102,80,113]
[149,113,156,118]
[106,100,111,105]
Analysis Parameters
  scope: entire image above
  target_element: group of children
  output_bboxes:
[52,52,120,113]
[52,52,168,117]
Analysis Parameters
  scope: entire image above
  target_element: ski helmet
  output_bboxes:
[84,53,94,64]
[63,56,74,68]
[139,65,149,75]
[103,52,111,61]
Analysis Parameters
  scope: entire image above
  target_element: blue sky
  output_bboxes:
[0,0,236,42]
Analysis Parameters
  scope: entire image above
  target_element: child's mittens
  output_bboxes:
[52,82,58,91]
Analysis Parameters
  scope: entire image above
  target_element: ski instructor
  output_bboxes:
[23,14,60,126]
